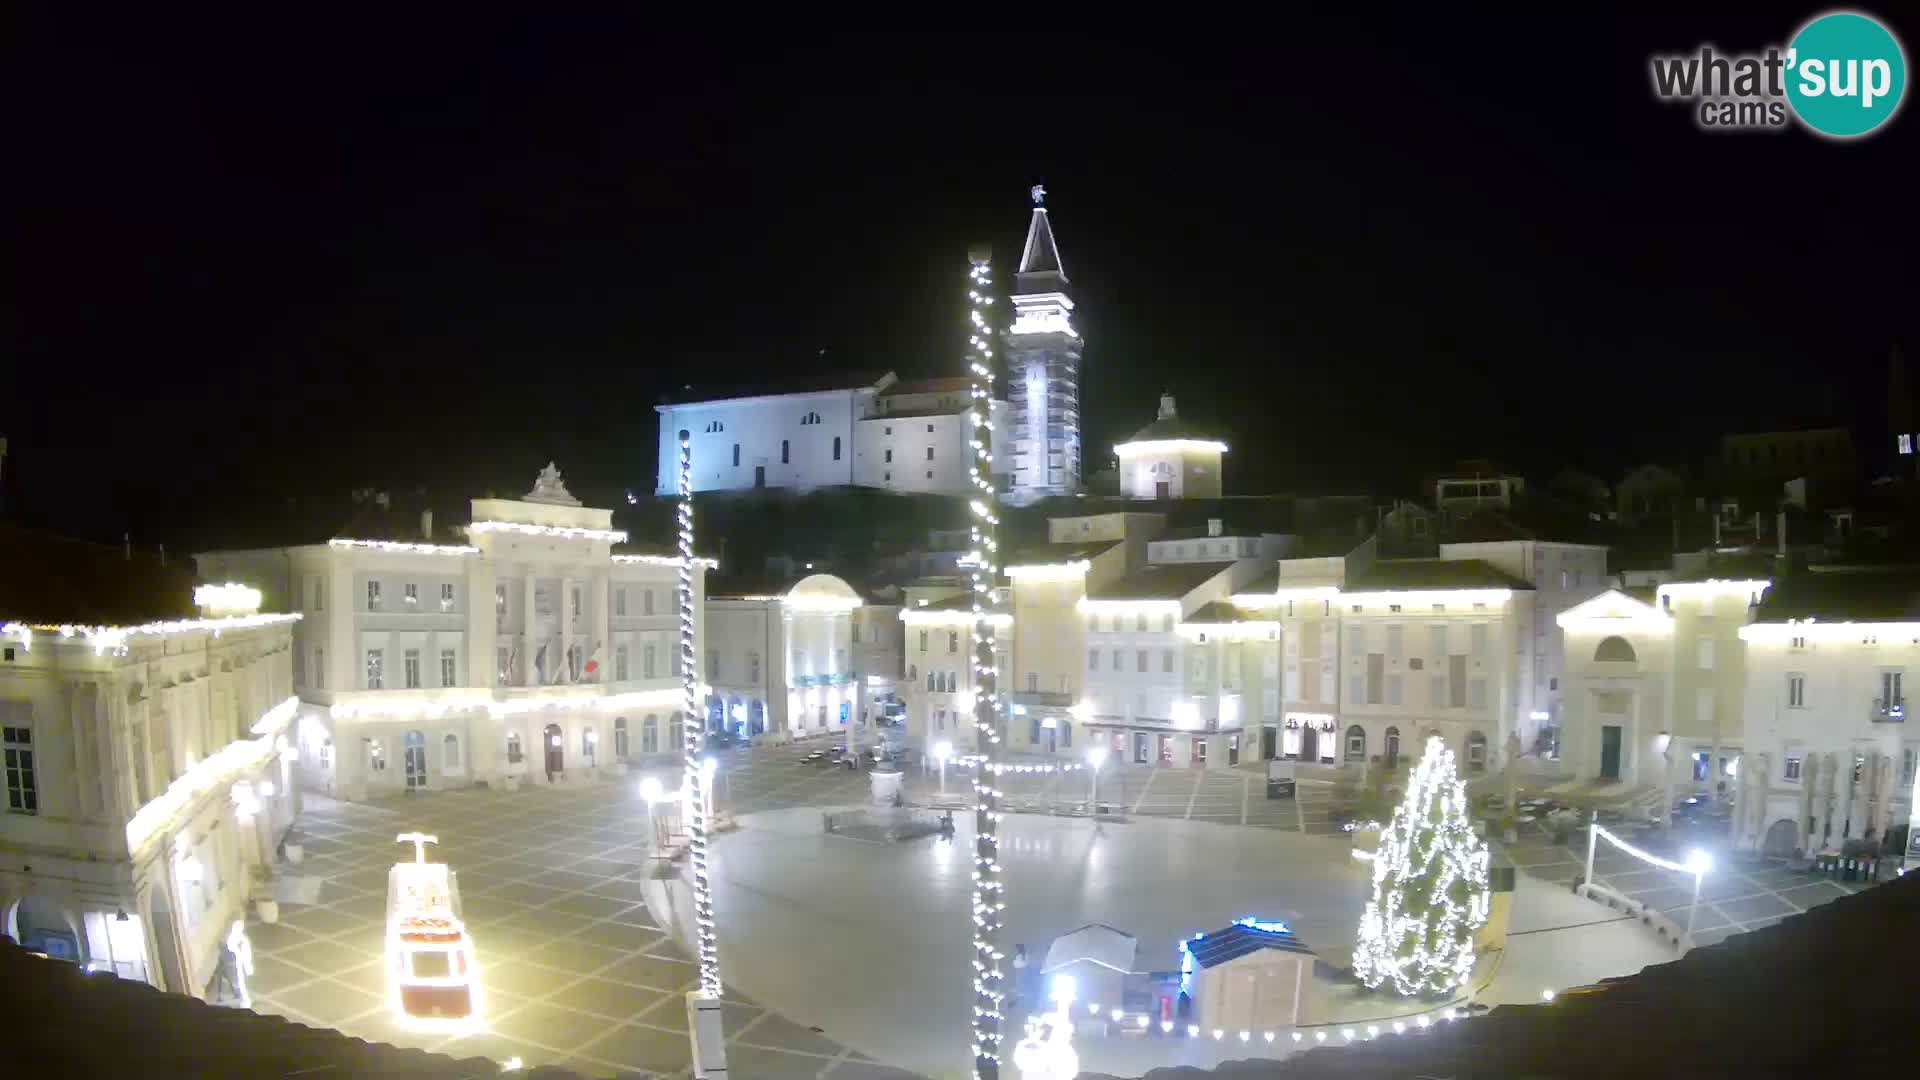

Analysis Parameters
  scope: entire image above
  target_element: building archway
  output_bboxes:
[1299,724,1319,763]
[5,893,82,962]
[403,730,427,790]
[1763,818,1800,857]
[542,723,564,778]
[1594,636,1637,664]
[1344,724,1367,762]
[1384,726,1401,769]
[1466,731,1489,774]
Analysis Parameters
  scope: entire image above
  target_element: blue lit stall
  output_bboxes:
[1178,917,1315,1031]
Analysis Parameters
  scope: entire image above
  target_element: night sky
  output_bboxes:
[4,6,1914,546]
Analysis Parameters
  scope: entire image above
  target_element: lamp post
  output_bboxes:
[1086,746,1107,814]
[934,740,953,796]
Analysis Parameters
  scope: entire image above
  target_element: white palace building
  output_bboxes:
[198,465,711,801]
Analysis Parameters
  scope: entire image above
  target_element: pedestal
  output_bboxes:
[687,991,729,1078]
[870,770,904,807]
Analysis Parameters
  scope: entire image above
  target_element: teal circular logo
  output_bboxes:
[1786,11,1907,137]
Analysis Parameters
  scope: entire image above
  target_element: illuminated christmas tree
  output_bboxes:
[1353,734,1490,996]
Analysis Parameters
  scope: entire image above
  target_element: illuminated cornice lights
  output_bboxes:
[612,553,719,569]
[1177,621,1279,641]
[902,609,1012,627]
[2,622,30,652]
[1231,585,1341,608]
[780,595,864,613]
[328,538,479,556]
[468,520,628,543]
[1113,439,1229,456]
[194,583,262,616]
[1739,618,1920,643]
[16,613,304,657]
[1007,560,1091,581]
[1075,597,1181,613]
[1656,579,1771,605]
[125,696,299,856]
[329,686,705,721]
[1341,588,1513,608]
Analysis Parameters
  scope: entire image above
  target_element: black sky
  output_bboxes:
[3,6,1915,545]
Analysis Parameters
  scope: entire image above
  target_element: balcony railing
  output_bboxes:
[1874,697,1905,723]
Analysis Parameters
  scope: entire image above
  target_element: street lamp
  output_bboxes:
[1684,847,1712,940]
[933,740,953,796]
[1086,746,1108,814]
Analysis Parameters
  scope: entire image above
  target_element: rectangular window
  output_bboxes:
[1348,625,1364,657]
[1428,624,1447,658]
[1386,625,1403,660]
[313,577,325,611]
[1348,673,1365,703]
[440,583,455,611]
[1162,614,1174,632]
[1470,623,1488,658]
[1902,747,1917,786]
[1162,649,1174,673]
[616,646,630,681]
[1784,755,1803,782]
[366,649,385,690]
[3,725,37,815]
[313,648,325,690]
[496,647,509,684]
[885,449,894,463]
[644,588,656,616]
[1366,653,1384,704]
[571,587,582,618]
[833,436,842,461]
[1697,635,1715,670]
[926,446,934,461]
[1449,655,1467,707]
[852,622,862,644]
[949,631,959,654]
[918,630,929,653]
[367,580,382,611]
[440,649,457,687]
[1027,672,1039,693]
[404,582,419,607]
[1136,614,1148,632]
[733,443,741,467]
[782,439,790,464]
[1088,649,1100,671]
[1468,677,1487,710]
[1430,674,1446,707]
[644,644,658,679]
[1112,649,1123,672]
[1386,674,1403,706]
[1882,670,1904,708]
[404,649,421,689]
[494,584,507,617]
[1788,674,1806,708]
[1137,650,1148,673]
[615,588,627,617]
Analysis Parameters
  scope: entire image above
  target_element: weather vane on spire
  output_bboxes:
[1031,183,1046,207]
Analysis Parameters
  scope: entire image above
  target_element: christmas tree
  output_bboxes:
[1353,734,1491,996]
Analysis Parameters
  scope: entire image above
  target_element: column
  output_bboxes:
[592,570,611,685]
[468,556,497,691]
[522,572,538,687]
[561,575,577,684]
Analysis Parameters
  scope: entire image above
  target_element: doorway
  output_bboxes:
[1156,480,1170,499]
[1192,737,1208,767]
[1133,732,1150,764]
[1044,724,1058,753]
[1157,734,1173,765]
[403,730,427,790]
[1599,725,1622,781]
[1385,726,1401,769]
[1261,725,1278,760]
[543,723,565,777]
[1227,734,1240,766]
[1300,725,1319,763]
[754,465,766,488]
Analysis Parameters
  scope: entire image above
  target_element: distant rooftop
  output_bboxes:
[1347,558,1534,592]
[1089,561,1236,601]
[0,524,196,625]
[1003,540,1122,567]
[657,370,892,406]
[1750,565,1920,623]
[1184,600,1263,624]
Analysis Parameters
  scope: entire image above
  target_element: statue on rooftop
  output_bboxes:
[525,461,582,506]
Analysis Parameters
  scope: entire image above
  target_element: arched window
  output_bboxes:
[669,712,684,751]
[1466,731,1488,774]
[1345,724,1367,762]
[614,717,629,760]
[1594,636,1637,663]
[643,715,659,754]
[582,727,598,766]
[506,732,523,764]
[1384,726,1401,768]
[443,733,461,771]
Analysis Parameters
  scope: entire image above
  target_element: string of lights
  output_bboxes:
[1353,735,1490,996]
[678,429,722,999]
[963,247,1006,1080]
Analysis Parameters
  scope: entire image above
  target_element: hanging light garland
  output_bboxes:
[1353,734,1490,996]
[678,429,722,999]
[962,246,1008,1080]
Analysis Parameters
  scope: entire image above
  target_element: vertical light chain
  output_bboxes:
[679,429,722,998]
[964,250,1004,1080]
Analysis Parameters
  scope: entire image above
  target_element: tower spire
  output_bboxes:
[1017,185,1066,286]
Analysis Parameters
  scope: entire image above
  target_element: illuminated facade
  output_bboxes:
[1005,185,1083,503]
[0,599,299,1001]
[652,372,1010,496]
[705,574,865,739]
[1114,395,1226,500]
[197,465,709,799]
